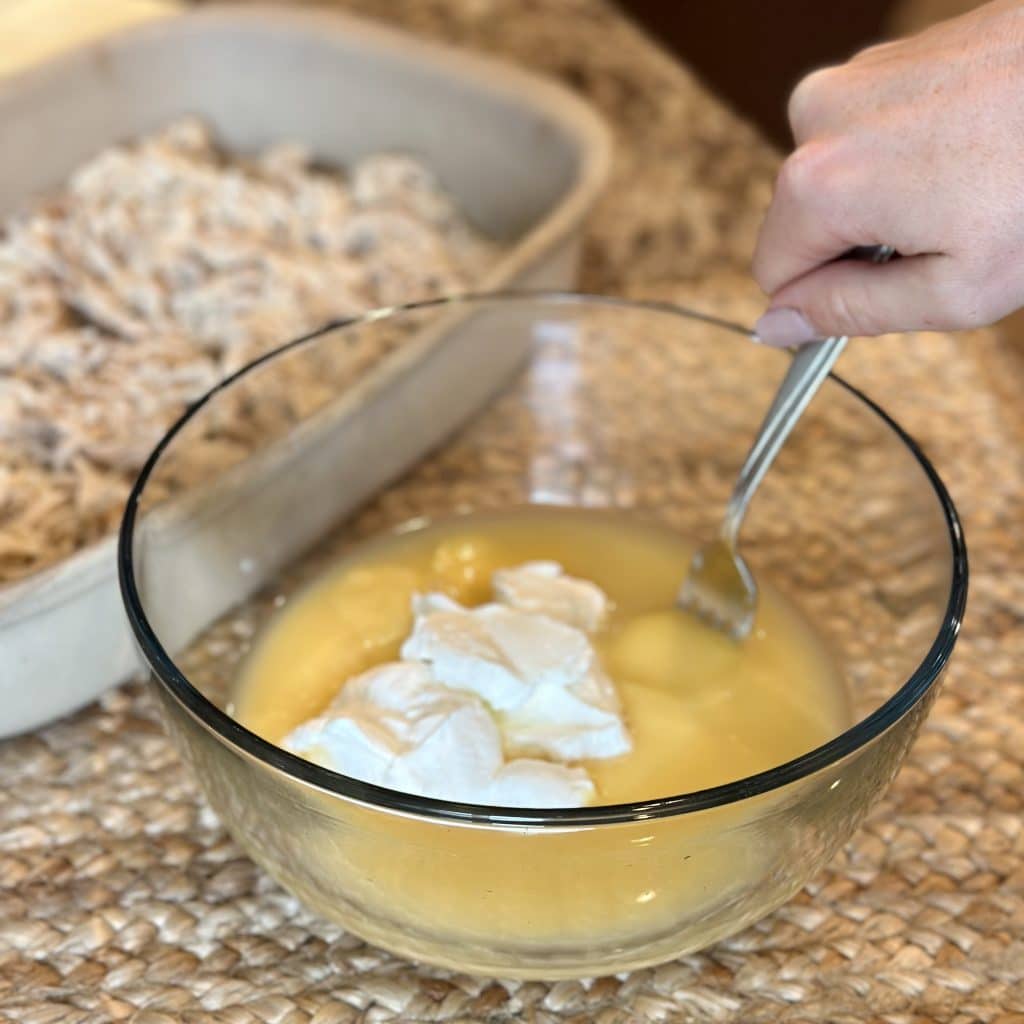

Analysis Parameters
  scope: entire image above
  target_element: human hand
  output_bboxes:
[753,0,1024,345]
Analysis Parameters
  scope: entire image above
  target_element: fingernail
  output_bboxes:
[753,307,818,348]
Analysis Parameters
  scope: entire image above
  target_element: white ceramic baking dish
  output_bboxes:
[0,4,611,736]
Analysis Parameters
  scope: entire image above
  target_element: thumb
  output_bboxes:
[753,254,950,346]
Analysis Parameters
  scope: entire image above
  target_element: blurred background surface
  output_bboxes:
[618,0,982,146]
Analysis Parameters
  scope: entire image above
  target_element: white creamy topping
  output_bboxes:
[493,561,609,632]
[499,664,628,761]
[402,593,594,709]
[286,662,594,806]
[284,562,631,807]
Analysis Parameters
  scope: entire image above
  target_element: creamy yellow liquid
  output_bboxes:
[235,507,849,803]
[229,509,851,959]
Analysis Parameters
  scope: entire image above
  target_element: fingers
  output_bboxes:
[753,254,990,345]
[751,139,870,297]
[756,57,917,299]
[752,1,1024,345]
[788,66,839,144]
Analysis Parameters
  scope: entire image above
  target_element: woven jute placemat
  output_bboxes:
[3,2,1022,1021]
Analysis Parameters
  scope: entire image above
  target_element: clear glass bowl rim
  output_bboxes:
[118,291,968,828]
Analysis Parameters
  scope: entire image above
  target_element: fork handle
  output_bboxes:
[721,244,895,547]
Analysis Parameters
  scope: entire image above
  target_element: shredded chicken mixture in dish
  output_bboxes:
[0,118,501,584]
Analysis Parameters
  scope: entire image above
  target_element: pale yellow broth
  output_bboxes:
[230,508,850,948]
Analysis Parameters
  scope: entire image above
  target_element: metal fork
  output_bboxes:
[677,244,895,640]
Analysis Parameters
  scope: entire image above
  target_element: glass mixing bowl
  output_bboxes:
[119,293,966,978]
